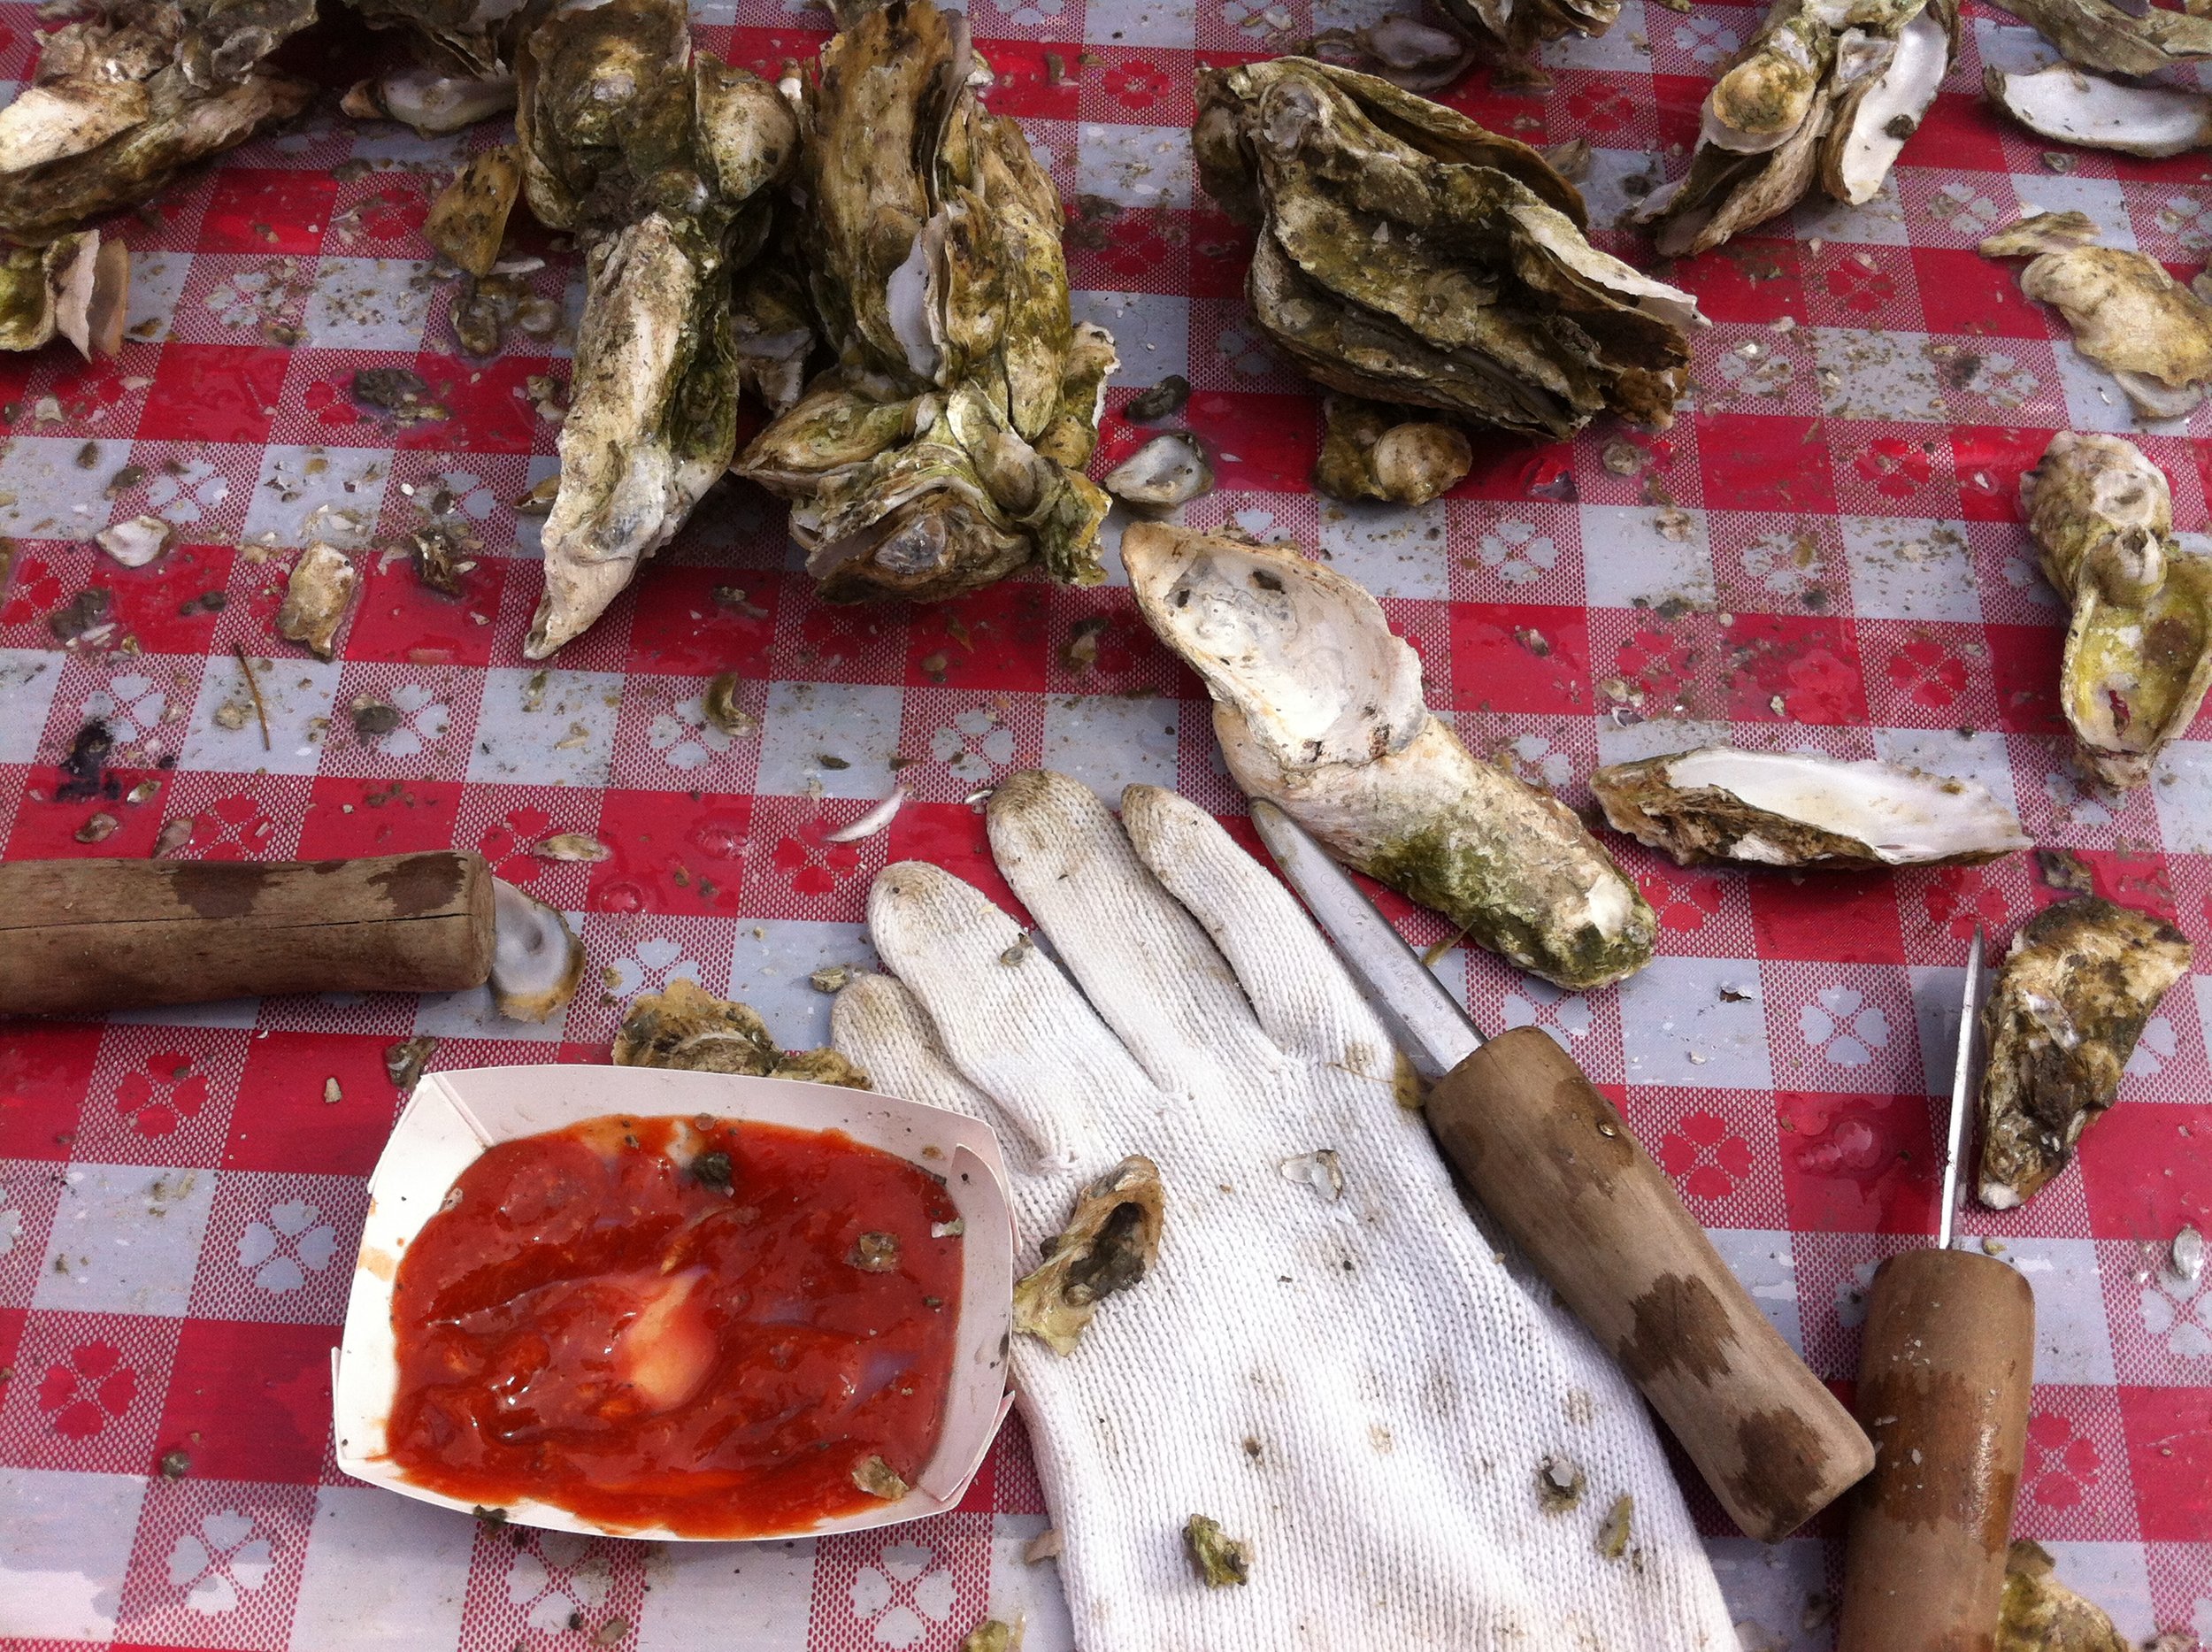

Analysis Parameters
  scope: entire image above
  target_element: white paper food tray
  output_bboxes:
[332,1064,1016,1541]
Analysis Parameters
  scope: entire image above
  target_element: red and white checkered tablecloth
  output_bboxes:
[1,0,2208,1644]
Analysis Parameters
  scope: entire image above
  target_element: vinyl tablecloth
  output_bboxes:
[0,0,2208,1645]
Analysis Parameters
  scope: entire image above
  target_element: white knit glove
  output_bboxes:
[831,770,1734,1652]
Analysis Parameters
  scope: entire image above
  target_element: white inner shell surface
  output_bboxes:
[1655,749,2028,864]
[1832,7,1949,203]
[1990,63,2212,158]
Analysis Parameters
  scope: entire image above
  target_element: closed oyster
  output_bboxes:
[1124,520,1654,989]
[275,543,359,660]
[516,0,796,657]
[0,229,128,357]
[733,0,1115,602]
[1313,394,1471,506]
[1196,57,1700,443]
[1591,747,2030,870]
[1639,0,1956,254]
[426,142,521,278]
[612,975,869,1083]
[1978,896,2190,1209]
[1986,63,2212,158]
[0,0,315,242]
[2024,432,2212,788]
[1987,0,2212,78]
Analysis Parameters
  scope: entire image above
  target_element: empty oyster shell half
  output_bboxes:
[2026,433,2212,789]
[1125,520,1654,989]
[1985,216,2212,419]
[1313,395,1471,506]
[0,229,128,357]
[489,877,585,1025]
[1592,747,2030,870]
[1640,0,1955,253]
[1102,433,1213,510]
[1978,895,2190,1209]
[342,65,518,135]
[1197,57,1700,442]
[275,544,359,661]
[0,0,316,243]
[1986,63,2212,158]
[1987,0,2212,78]
[1013,1155,1164,1356]
[426,143,521,278]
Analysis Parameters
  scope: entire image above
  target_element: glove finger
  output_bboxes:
[1121,782,1399,1087]
[986,769,1277,1096]
[830,969,1002,1123]
[866,858,1154,1169]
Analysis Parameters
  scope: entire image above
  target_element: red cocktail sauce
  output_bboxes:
[385,1115,963,1536]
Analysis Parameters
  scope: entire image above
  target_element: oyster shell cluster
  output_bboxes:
[1637,0,1957,256]
[516,0,796,657]
[731,0,1117,603]
[1978,895,2190,1209]
[2024,431,2212,788]
[0,0,316,242]
[1124,521,1655,989]
[1982,212,2212,419]
[1591,747,2030,871]
[1194,57,1701,468]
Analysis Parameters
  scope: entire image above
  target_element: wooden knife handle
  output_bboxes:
[1426,1026,1875,1541]
[1837,1249,2034,1652]
[0,852,496,1015]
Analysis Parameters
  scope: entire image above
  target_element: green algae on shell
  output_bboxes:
[1123,520,1654,990]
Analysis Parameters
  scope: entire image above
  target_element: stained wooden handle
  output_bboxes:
[0,852,496,1014]
[1426,1026,1875,1541]
[1837,1249,2034,1652]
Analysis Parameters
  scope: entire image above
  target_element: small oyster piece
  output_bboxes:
[1014,1155,1164,1356]
[342,65,518,135]
[1125,521,1654,989]
[1304,15,1479,93]
[1182,1515,1251,1588]
[1433,0,1621,69]
[1196,58,1700,442]
[1986,63,2212,158]
[2024,431,2212,788]
[275,544,359,660]
[1998,1541,2127,1652]
[1978,209,2101,258]
[1592,747,2030,870]
[426,143,521,278]
[96,514,174,567]
[733,0,1117,603]
[852,1455,909,1500]
[1978,896,2191,1209]
[0,231,127,357]
[1986,0,2212,78]
[1102,433,1212,510]
[489,877,586,1024]
[0,0,316,243]
[516,0,798,657]
[1638,0,1957,254]
[613,976,869,1084]
[1313,395,1471,506]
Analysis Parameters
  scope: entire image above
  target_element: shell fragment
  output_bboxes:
[1591,747,2030,870]
[1125,520,1654,989]
[1102,434,1213,510]
[275,544,359,661]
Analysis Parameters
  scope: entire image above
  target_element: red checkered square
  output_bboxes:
[294,775,468,862]
[0,1021,104,1160]
[22,346,159,440]
[885,800,1025,923]
[1066,203,1192,297]
[151,773,313,864]
[341,542,507,670]
[2079,1103,2212,1249]
[1041,582,1185,698]
[1624,1087,1788,1228]
[225,1033,419,1179]
[772,584,910,686]
[1619,846,1762,960]
[325,170,442,262]
[1448,602,1591,715]
[1590,607,1727,721]
[157,1317,340,1482]
[735,795,895,926]
[113,1476,319,1647]
[137,348,292,447]
[74,1028,250,1172]
[1181,389,1315,493]
[617,562,780,677]
[1898,856,2047,967]
[990,1410,1046,1515]
[1721,612,1869,726]
[1776,1088,1939,1235]
[1747,872,1906,965]
[0,1310,180,1473]
[1802,243,1925,333]
[1828,424,1963,519]
[587,788,757,919]
[1954,424,2060,526]
[2119,1387,2212,1541]
[904,578,1054,692]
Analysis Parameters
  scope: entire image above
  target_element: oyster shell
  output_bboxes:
[1125,520,1654,989]
[1102,433,1213,509]
[1434,0,1621,68]
[1013,1155,1164,1356]
[1591,747,2030,870]
[1304,16,1479,93]
[1986,63,2212,158]
[274,543,358,660]
[1978,208,2101,258]
[1640,0,1956,252]
[1196,57,1701,442]
[489,876,585,1024]
[0,229,127,357]
[1997,1541,2127,1652]
[612,975,869,1083]
[1977,896,2190,1209]
[2020,244,2212,419]
[2024,431,2212,788]
[0,0,315,242]
[516,0,797,657]
[1987,0,2212,78]
[732,0,1116,603]
[1313,394,1471,506]
[341,65,517,135]
[426,142,521,278]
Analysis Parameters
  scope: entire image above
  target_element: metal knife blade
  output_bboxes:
[1249,800,1486,1080]
[1936,926,1985,1251]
